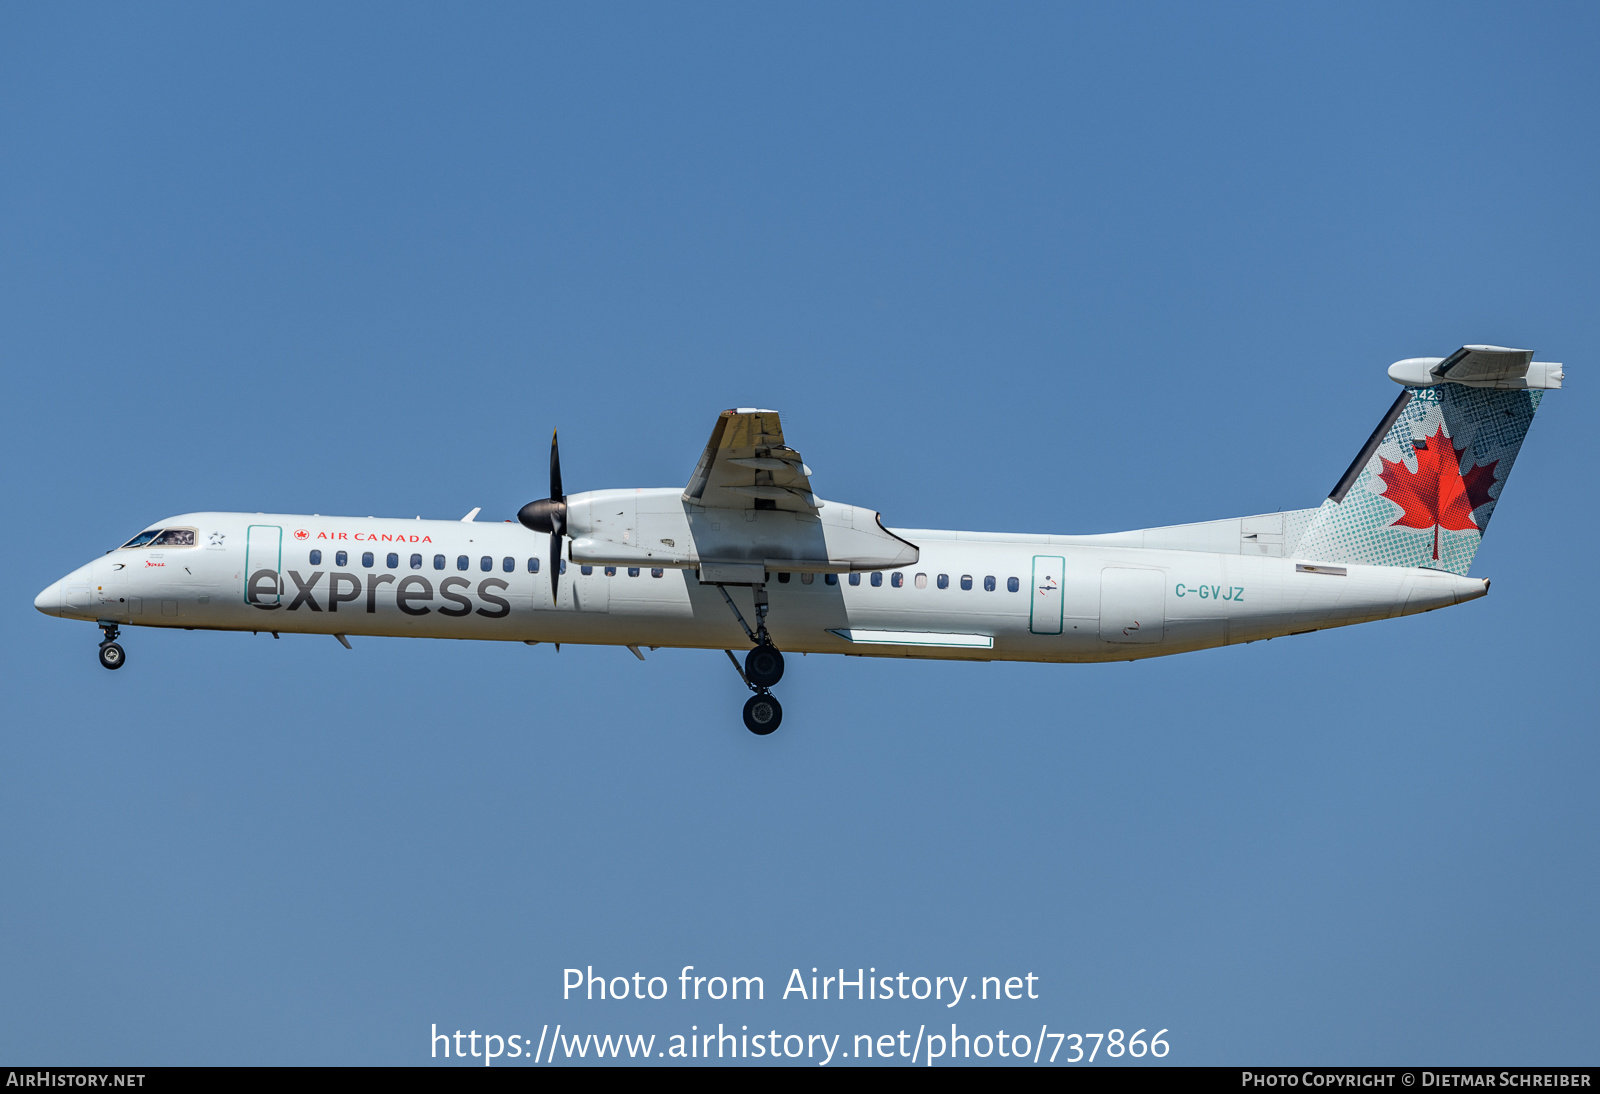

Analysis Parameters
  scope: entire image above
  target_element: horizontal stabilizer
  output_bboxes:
[1388,345,1563,390]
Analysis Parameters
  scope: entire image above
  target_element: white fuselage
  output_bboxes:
[36,507,1487,663]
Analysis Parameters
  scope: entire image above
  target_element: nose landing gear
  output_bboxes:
[97,621,126,670]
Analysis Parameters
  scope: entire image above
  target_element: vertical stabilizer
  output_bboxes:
[1295,351,1555,574]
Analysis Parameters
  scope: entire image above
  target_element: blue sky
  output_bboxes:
[2,2,1595,1065]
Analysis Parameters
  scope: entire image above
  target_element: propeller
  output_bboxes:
[517,430,567,598]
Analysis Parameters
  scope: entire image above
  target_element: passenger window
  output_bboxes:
[120,530,162,549]
[387,552,399,568]
[310,550,322,565]
[870,572,882,587]
[362,552,374,568]
[801,572,814,585]
[503,557,514,572]
[528,557,540,573]
[604,566,616,577]
[984,575,996,592]
[960,575,973,590]
[824,573,838,586]
[914,573,928,589]
[777,572,790,584]
[1007,576,1020,592]
[457,555,469,571]
[411,553,423,569]
[434,554,446,570]
[152,529,195,546]
[891,572,904,588]
[937,574,950,589]
[849,573,861,586]
[480,556,492,572]
[336,550,348,567]
[560,560,568,574]
[628,567,640,577]
[650,568,663,578]
[581,565,593,575]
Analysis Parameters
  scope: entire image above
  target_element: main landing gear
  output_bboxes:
[97,621,125,671]
[717,582,785,735]
[744,643,784,688]
[742,691,782,735]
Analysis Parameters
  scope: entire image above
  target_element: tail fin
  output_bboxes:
[1294,347,1560,575]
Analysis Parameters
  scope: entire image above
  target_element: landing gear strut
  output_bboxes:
[97,621,125,671]
[717,582,785,735]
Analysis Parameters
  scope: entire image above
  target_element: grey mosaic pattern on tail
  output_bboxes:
[1292,385,1544,575]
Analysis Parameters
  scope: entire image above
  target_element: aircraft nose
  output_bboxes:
[35,578,63,615]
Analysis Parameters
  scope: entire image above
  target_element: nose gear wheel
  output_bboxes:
[97,622,125,670]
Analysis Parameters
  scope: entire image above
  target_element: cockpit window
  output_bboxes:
[120,528,195,549]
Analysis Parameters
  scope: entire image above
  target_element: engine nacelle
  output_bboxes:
[565,487,918,572]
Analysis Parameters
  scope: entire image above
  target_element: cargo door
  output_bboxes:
[1029,555,1065,635]
[1099,567,1165,644]
[245,525,283,606]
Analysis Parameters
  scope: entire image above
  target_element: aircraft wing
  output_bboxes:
[682,409,819,514]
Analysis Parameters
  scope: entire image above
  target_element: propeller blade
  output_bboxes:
[521,427,568,601]
[550,429,563,502]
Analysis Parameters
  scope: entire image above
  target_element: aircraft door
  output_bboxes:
[1030,555,1065,635]
[1099,567,1165,644]
[245,525,283,606]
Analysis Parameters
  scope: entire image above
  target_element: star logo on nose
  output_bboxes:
[208,532,226,546]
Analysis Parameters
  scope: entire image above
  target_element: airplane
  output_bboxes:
[35,345,1562,735]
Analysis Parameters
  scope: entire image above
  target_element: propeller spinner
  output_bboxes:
[517,430,567,598]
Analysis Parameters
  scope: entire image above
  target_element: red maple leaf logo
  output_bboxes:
[1375,424,1499,560]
